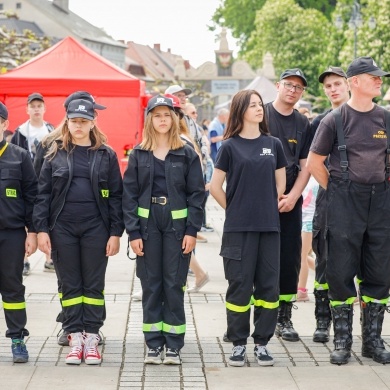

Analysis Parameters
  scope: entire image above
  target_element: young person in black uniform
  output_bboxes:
[309,67,350,343]
[264,69,311,342]
[210,90,287,367]
[34,98,123,365]
[307,57,390,365]
[0,102,37,363]
[123,95,204,365]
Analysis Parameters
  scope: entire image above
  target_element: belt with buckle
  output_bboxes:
[151,196,168,205]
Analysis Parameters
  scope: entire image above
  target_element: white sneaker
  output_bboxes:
[65,332,84,365]
[144,346,164,364]
[83,333,101,365]
[131,290,143,301]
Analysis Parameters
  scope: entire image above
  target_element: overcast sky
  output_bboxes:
[68,0,238,68]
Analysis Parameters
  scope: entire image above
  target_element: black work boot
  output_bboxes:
[313,289,331,343]
[275,301,299,342]
[330,304,353,365]
[361,302,390,364]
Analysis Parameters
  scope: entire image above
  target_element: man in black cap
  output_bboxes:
[11,93,55,274]
[264,68,312,342]
[307,56,390,365]
[310,66,350,344]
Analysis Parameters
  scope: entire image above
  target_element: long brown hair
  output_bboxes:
[46,112,107,159]
[140,108,184,151]
[223,90,270,140]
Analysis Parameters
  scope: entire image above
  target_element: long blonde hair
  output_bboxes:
[140,108,184,151]
[46,113,107,159]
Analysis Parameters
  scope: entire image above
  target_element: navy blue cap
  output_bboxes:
[67,99,95,120]
[147,95,174,115]
[0,102,8,120]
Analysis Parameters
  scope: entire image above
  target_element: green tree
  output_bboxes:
[245,0,331,99]
[297,0,337,19]
[0,15,51,71]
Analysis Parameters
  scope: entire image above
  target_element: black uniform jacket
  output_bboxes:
[122,144,205,241]
[0,140,37,232]
[33,143,124,236]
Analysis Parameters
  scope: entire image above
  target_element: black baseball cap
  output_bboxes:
[67,99,95,120]
[318,66,347,83]
[146,95,174,115]
[346,56,390,78]
[0,102,8,120]
[27,92,44,104]
[280,68,308,86]
[64,91,106,110]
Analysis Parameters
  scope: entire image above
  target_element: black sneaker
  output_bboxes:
[163,348,181,365]
[144,346,164,364]
[228,345,246,367]
[254,345,274,366]
[223,331,232,343]
[23,261,31,276]
[44,261,55,273]
[57,329,70,346]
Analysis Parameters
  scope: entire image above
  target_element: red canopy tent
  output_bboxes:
[0,36,146,161]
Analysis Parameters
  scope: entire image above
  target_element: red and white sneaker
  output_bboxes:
[65,332,84,365]
[83,333,101,365]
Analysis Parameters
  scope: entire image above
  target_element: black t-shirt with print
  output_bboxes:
[265,103,311,189]
[215,134,287,233]
[310,103,388,184]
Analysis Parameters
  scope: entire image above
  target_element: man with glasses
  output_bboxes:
[265,69,312,342]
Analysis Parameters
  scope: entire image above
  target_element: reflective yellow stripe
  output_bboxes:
[226,301,251,313]
[0,142,8,157]
[83,296,104,306]
[171,208,188,219]
[62,296,83,307]
[362,296,388,304]
[58,292,63,299]
[143,321,163,332]
[137,207,149,218]
[356,278,362,285]
[330,297,356,307]
[279,294,296,302]
[314,281,329,290]
[252,299,279,309]
[182,285,187,292]
[162,322,186,334]
[2,301,26,310]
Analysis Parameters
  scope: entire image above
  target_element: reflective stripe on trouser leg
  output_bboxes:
[140,204,189,350]
[223,231,280,346]
[0,228,29,339]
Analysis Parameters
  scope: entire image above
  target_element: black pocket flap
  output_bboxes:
[220,245,241,261]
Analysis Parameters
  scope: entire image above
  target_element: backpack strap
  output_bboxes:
[385,110,390,181]
[332,108,349,181]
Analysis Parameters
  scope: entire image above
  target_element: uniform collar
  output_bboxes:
[0,139,6,149]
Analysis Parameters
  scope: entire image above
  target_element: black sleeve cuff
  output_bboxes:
[185,226,197,238]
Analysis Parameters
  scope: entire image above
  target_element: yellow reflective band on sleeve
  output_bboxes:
[279,294,296,302]
[142,321,163,332]
[171,208,188,219]
[253,299,279,309]
[0,142,8,157]
[362,296,389,304]
[62,296,83,307]
[330,297,356,307]
[226,301,251,313]
[162,322,186,334]
[2,301,26,310]
[101,189,109,198]
[83,296,105,306]
[314,281,329,290]
[137,207,149,218]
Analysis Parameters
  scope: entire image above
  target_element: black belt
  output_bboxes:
[151,196,168,205]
